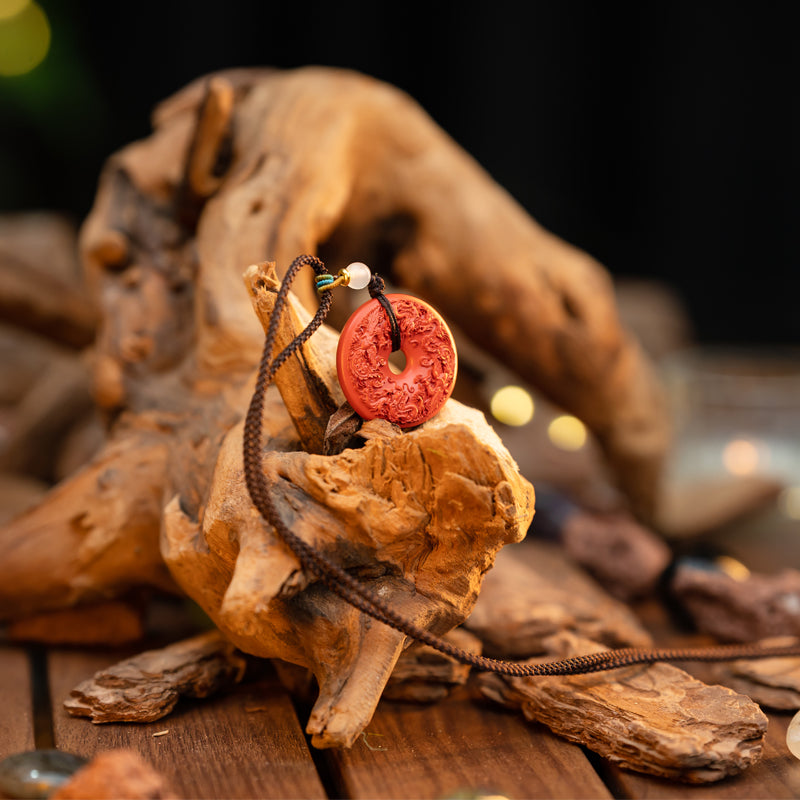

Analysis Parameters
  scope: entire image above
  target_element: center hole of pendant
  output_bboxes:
[388,350,407,374]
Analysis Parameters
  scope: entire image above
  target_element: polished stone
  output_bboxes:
[344,261,372,290]
[0,749,87,799]
[787,709,800,760]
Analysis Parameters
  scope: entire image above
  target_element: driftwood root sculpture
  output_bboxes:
[1,67,671,749]
[160,263,533,747]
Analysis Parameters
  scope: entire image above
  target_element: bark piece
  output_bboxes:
[477,632,768,783]
[561,511,671,600]
[672,562,800,642]
[382,628,482,702]
[656,475,784,539]
[712,636,800,710]
[465,540,652,657]
[532,485,671,600]
[51,749,177,800]
[64,631,246,723]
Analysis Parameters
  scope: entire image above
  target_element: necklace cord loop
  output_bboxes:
[243,255,800,676]
[368,274,402,352]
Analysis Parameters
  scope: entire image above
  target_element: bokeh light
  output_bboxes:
[489,385,535,427]
[0,0,50,76]
[780,487,800,520]
[0,0,29,21]
[547,415,587,451]
[721,438,761,476]
[714,555,751,582]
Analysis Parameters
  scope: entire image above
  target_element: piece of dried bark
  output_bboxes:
[712,636,800,710]
[672,563,800,642]
[531,485,671,600]
[64,631,245,723]
[561,511,671,600]
[655,475,784,539]
[477,632,768,783]
[51,749,177,800]
[382,628,482,703]
[465,540,653,657]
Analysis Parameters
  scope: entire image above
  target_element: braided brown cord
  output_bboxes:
[243,255,800,677]
[367,274,401,352]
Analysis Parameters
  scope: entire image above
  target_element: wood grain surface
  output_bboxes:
[48,650,325,800]
[323,687,612,800]
[1,638,796,799]
[0,647,34,757]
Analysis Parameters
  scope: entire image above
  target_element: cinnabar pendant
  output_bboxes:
[336,293,458,428]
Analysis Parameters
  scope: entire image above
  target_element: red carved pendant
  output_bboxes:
[336,294,458,428]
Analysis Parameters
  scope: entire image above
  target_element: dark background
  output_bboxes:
[1,2,797,345]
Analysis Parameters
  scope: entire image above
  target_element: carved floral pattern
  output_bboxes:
[338,295,457,427]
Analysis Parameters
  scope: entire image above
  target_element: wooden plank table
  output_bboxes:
[2,635,799,799]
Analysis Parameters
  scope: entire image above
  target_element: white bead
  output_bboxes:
[788,709,800,759]
[344,262,372,290]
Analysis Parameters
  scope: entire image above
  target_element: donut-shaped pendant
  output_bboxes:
[336,293,458,428]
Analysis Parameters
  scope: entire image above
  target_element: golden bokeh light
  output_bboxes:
[547,415,587,451]
[489,385,535,427]
[0,0,50,76]
[780,486,800,520]
[721,438,761,476]
[714,554,751,582]
[0,0,29,21]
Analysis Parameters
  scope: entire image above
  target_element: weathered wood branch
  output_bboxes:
[0,213,96,348]
[243,261,344,454]
[0,431,177,620]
